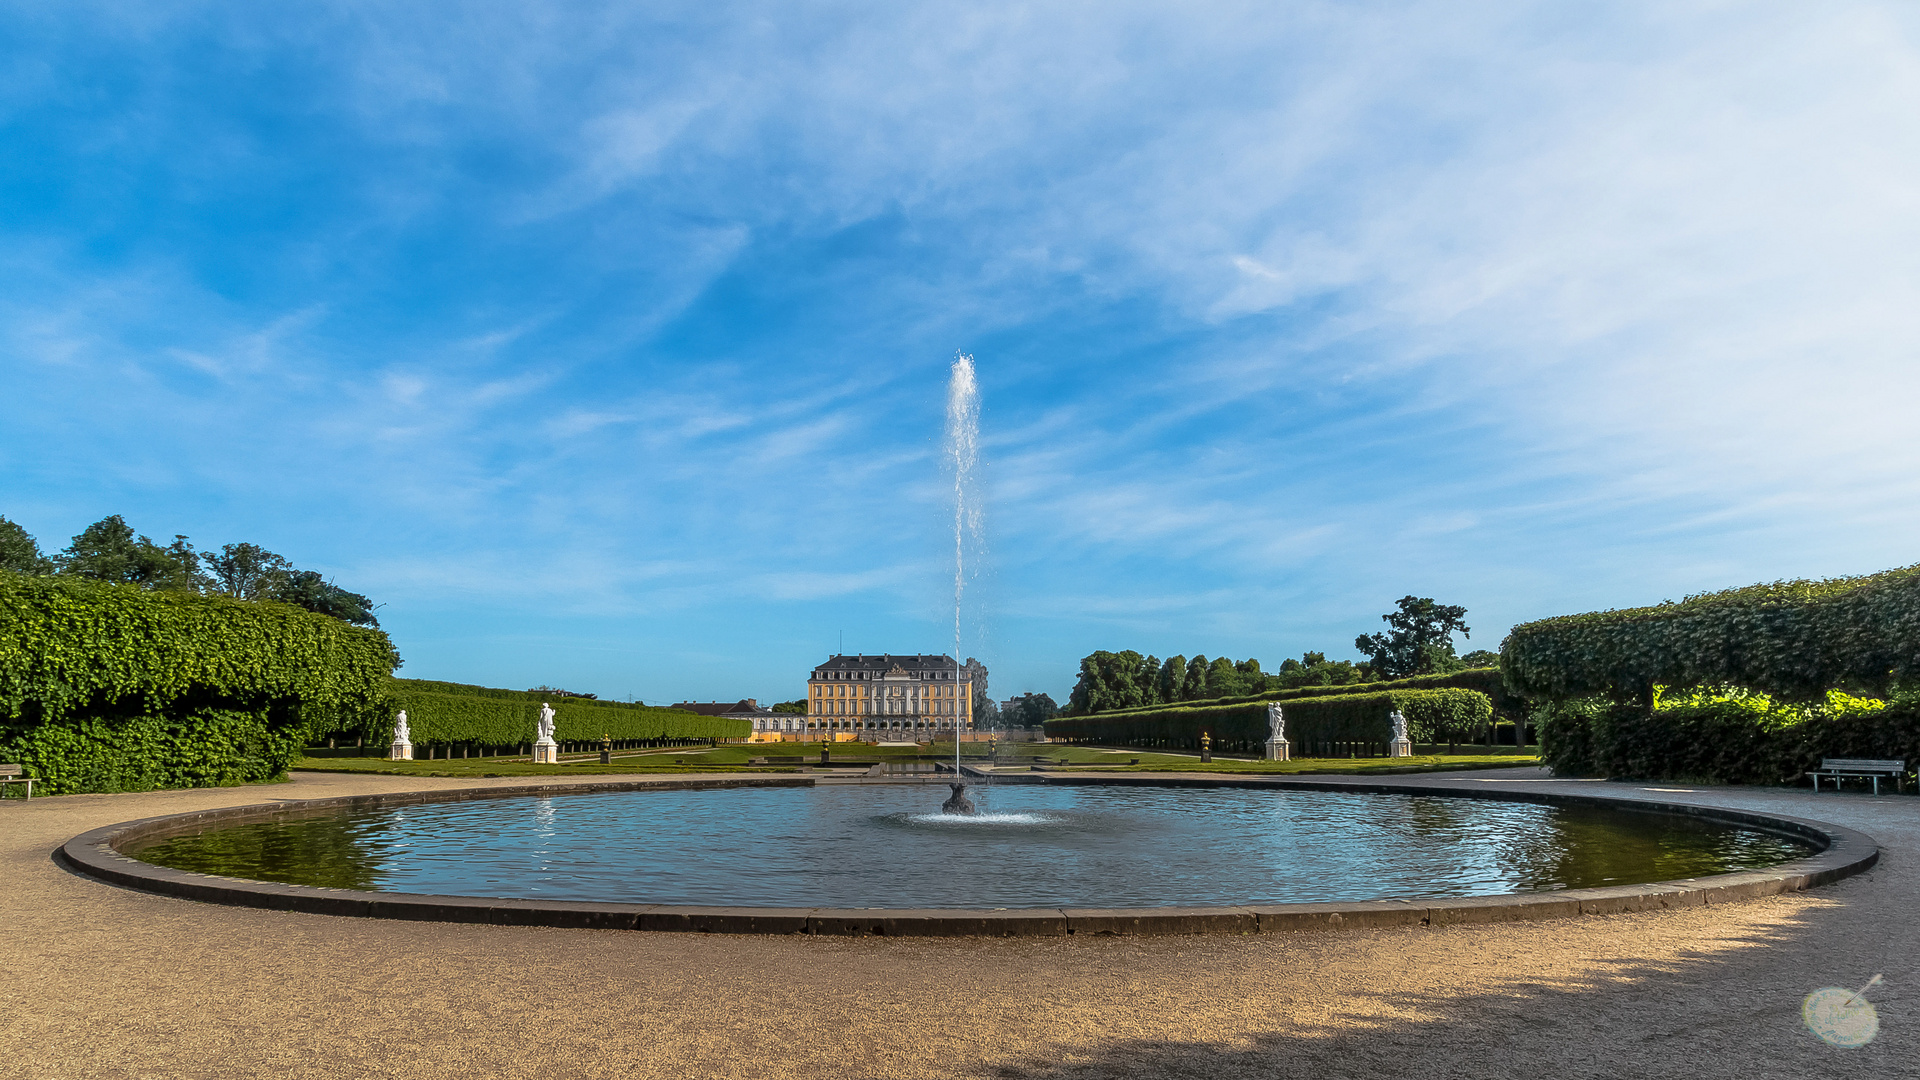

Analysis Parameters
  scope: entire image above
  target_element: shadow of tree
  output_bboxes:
[952,910,1910,1080]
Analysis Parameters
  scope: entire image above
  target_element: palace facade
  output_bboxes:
[750,654,978,741]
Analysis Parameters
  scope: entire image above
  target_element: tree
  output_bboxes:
[1157,655,1186,703]
[1459,649,1499,669]
[0,516,52,575]
[57,516,206,591]
[1139,654,1163,706]
[769,700,808,715]
[1207,655,1243,697]
[202,542,294,600]
[273,570,380,627]
[1355,596,1471,679]
[965,657,997,727]
[1180,655,1210,700]
[1067,650,1147,713]
[1004,692,1059,727]
[1274,651,1367,689]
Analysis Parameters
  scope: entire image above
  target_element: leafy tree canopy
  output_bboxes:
[769,699,808,714]
[57,515,207,592]
[273,570,379,627]
[0,516,52,575]
[1355,595,1471,679]
[1274,651,1369,689]
[203,542,293,600]
[20,513,381,627]
[1003,692,1060,727]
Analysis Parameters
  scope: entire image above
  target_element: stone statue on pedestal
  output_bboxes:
[389,710,413,761]
[1389,708,1413,758]
[1264,702,1290,762]
[532,701,559,764]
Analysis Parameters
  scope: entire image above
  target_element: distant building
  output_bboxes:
[764,654,979,742]
[670,699,780,721]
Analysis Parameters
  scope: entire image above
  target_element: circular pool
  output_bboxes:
[125,782,1815,909]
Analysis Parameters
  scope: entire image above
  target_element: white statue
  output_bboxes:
[536,702,556,743]
[1264,702,1290,761]
[1391,709,1408,743]
[389,709,414,760]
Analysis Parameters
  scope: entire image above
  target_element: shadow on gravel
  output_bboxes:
[959,912,1910,1080]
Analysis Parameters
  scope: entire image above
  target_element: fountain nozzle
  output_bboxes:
[941,783,976,815]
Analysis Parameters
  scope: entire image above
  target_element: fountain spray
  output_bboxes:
[946,352,980,783]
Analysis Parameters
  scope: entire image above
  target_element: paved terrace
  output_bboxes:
[1,768,1912,1079]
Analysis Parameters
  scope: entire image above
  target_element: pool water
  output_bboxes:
[129,784,1812,908]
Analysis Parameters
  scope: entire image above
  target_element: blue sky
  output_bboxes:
[5,1,1919,705]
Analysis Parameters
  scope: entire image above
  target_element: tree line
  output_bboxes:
[1066,596,1498,714]
[0,513,379,627]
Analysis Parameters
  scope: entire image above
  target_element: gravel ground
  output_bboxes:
[0,768,1912,1080]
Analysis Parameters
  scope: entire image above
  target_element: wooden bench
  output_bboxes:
[0,764,33,800]
[1809,758,1907,795]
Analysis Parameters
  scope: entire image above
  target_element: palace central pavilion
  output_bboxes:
[751,654,979,741]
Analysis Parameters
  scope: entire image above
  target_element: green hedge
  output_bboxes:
[1044,689,1492,753]
[0,573,400,794]
[313,679,750,748]
[1502,564,1920,703]
[1541,690,1917,785]
[1081,668,1514,718]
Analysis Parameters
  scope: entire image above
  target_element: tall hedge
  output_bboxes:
[1540,690,1917,785]
[1044,689,1492,753]
[1079,668,1517,719]
[0,572,400,794]
[1502,564,1920,703]
[342,681,747,748]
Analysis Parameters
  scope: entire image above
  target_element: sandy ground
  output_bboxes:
[0,769,1913,1080]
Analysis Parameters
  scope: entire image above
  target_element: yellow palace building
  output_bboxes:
[753,654,978,742]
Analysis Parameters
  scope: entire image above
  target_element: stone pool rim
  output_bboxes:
[55,773,1880,937]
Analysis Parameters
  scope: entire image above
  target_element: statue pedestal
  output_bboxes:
[1390,738,1413,758]
[1265,739,1290,762]
[532,739,558,764]
[389,741,412,761]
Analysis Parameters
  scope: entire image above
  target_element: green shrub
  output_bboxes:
[1084,668,1515,718]
[1502,564,1920,703]
[1540,689,1917,784]
[1044,689,1492,753]
[0,573,399,794]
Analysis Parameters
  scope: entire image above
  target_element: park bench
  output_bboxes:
[1809,758,1907,795]
[0,764,33,799]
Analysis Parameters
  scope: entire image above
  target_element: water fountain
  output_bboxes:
[61,351,1873,936]
[946,351,981,810]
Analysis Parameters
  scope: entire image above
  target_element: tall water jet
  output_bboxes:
[946,352,981,784]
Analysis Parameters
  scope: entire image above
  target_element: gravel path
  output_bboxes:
[1,769,1912,1079]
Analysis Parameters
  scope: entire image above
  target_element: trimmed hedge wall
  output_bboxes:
[1081,668,1516,719]
[1541,691,1917,786]
[359,682,748,748]
[1044,689,1492,753]
[0,572,399,794]
[1502,564,1920,703]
